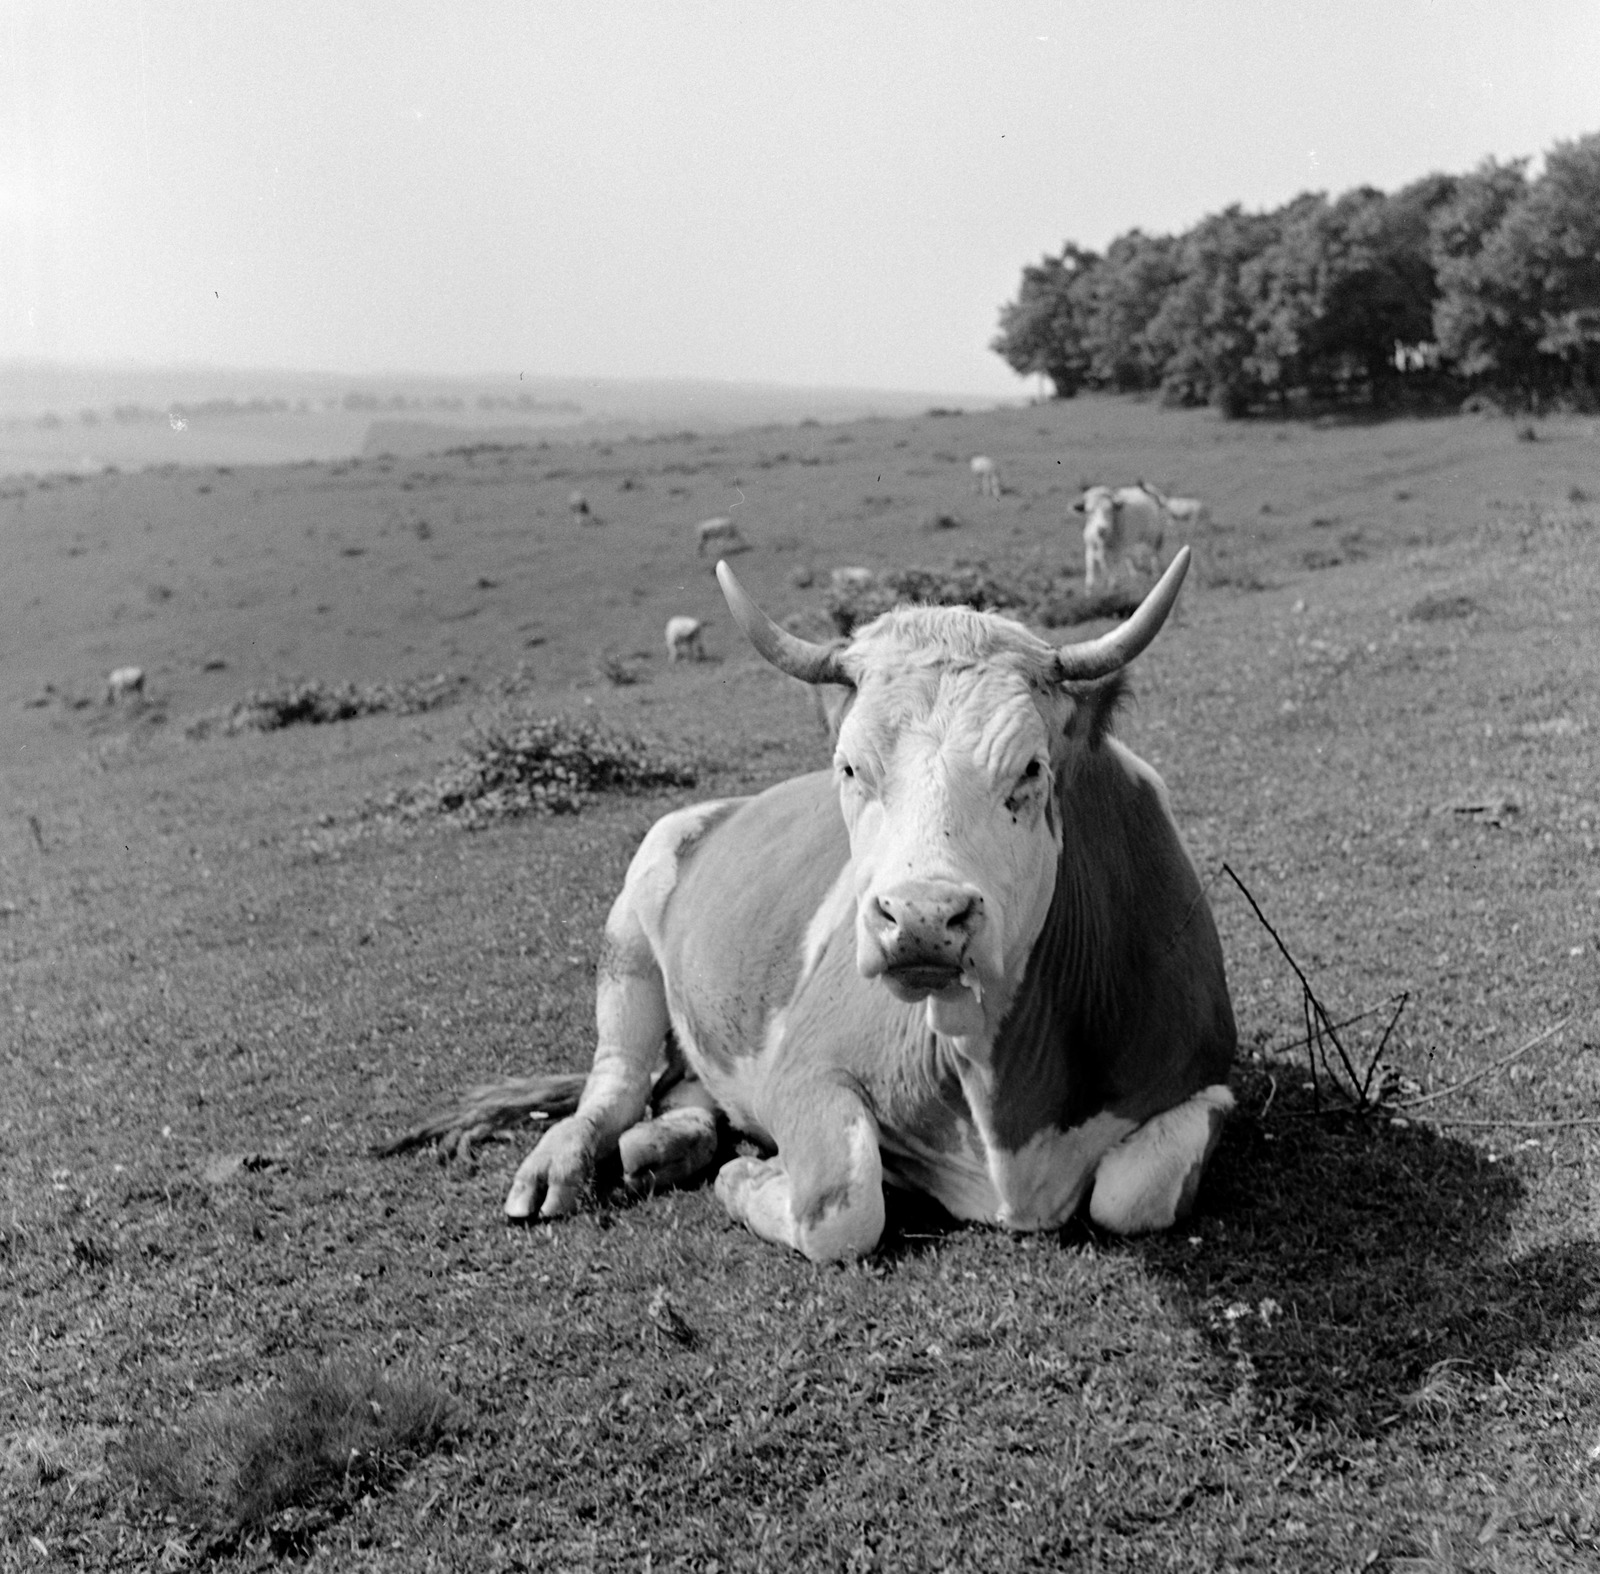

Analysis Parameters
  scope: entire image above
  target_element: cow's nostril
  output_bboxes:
[946,898,978,932]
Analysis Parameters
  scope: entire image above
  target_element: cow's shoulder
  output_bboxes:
[639,772,854,1088]
[990,731,1234,1136]
[637,768,834,955]
[664,768,842,895]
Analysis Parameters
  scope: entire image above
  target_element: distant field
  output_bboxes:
[3,393,1598,1570]
[0,363,997,478]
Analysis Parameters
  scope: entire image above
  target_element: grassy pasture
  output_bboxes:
[3,394,1600,1570]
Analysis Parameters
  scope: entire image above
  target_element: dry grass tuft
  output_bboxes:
[822,557,1141,635]
[121,1359,459,1554]
[597,651,647,686]
[187,673,467,736]
[368,710,698,828]
[1402,1359,1469,1421]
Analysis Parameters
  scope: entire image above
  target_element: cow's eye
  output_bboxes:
[1005,759,1046,816]
[837,759,856,780]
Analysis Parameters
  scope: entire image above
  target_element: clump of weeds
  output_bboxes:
[121,1358,461,1557]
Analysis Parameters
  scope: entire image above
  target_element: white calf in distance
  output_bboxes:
[106,666,146,702]
[664,616,706,662]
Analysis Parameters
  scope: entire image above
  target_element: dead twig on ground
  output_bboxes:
[1222,863,1371,1108]
[1395,1011,1585,1111]
[1266,997,1408,1061]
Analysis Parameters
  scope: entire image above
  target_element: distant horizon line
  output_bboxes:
[0,355,1025,405]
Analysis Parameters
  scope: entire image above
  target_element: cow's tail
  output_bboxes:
[375,1072,587,1162]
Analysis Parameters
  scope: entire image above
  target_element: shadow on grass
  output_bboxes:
[1129,1070,1599,1432]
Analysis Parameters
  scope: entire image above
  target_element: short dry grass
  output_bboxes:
[3,396,1599,1570]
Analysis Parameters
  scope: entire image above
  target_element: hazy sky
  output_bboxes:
[4,1,1598,397]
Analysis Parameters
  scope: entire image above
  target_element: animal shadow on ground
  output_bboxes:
[1125,1070,1600,1432]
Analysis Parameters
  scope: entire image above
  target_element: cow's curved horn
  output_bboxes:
[1054,546,1190,681]
[717,560,853,687]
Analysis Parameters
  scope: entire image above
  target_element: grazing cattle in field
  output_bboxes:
[106,666,145,702]
[387,548,1235,1263]
[830,565,875,592]
[696,516,747,557]
[664,616,706,662]
[568,490,591,520]
[970,455,1003,498]
[1074,485,1169,592]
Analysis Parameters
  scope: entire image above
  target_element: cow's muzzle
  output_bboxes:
[860,881,986,998]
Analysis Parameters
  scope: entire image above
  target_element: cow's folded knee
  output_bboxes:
[792,1179,885,1263]
[1089,1085,1233,1235]
[713,1151,884,1264]
[715,1102,884,1263]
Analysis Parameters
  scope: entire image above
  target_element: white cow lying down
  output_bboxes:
[664,616,705,662]
[383,548,1235,1263]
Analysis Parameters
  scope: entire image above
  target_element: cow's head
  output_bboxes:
[718,550,1189,1040]
[1074,485,1119,589]
[1073,485,1122,535]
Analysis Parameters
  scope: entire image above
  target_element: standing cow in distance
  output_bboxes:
[696,516,748,557]
[385,548,1236,1264]
[664,616,706,662]
[970,455,1003,498]
[1074,485,1171,592]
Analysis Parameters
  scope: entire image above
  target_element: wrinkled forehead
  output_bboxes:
[837,611,1060,773]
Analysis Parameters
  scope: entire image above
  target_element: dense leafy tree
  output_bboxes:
[1081,230,1183,391]
[989,244,1100,397]
[1430,158,1536,386]
[1244,181,1453,404]
[1434,136,1600,399]
[1144,205,1281,413]
[994,131,1600,414]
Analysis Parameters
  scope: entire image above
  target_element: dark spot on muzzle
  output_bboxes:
[865,882,985,985]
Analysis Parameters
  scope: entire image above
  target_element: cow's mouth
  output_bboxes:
[882,963,966,999]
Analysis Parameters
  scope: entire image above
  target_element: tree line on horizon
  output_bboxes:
[991,131,1600,416]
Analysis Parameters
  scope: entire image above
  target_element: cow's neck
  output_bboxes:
[957,758,1124,1146]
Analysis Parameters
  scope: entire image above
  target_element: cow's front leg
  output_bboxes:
[505,891,669,1221]
[714,1082,884,1263]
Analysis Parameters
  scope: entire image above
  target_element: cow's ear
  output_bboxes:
[1061,672,1127,748]
[813,684,854,744]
